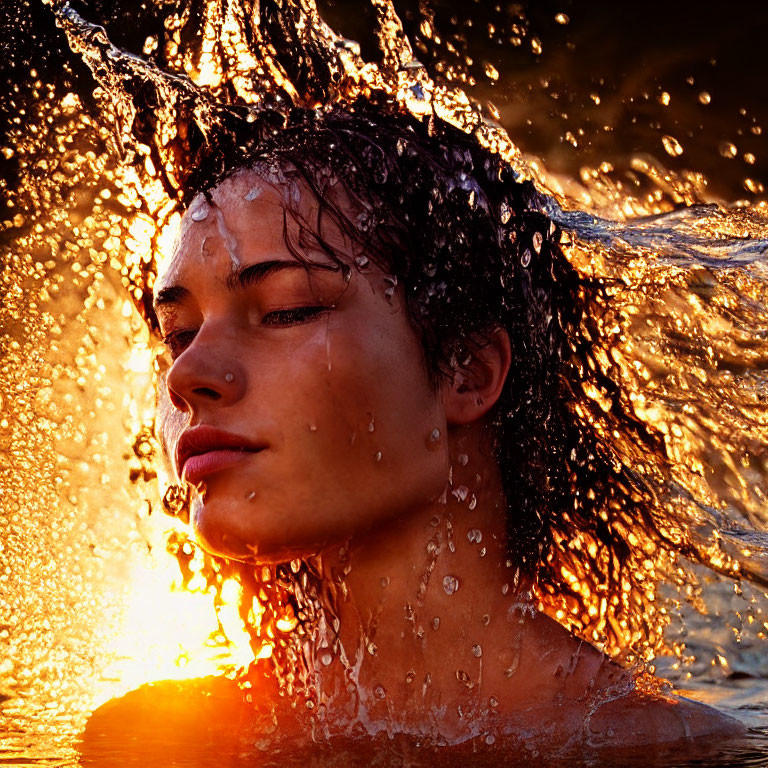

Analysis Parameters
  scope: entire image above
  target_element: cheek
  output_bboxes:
[157,377,186,477]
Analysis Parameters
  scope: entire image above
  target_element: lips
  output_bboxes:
[176,425,265,486]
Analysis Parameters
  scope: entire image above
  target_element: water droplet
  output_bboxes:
[744,152,756,165]
[456,669,470,684]
[368,416,375,432]
[482,613,490,626]
[319,649,333,666]
[431,616,440,630]
[520,249,531,268]
[659,91,671,106]
[472,643,482,657]
[457,453,469,466]
[355,254,369,269]
[244,187,262,201]
[224,372,234,383]
[499,202,511,223]
[530,37,542,55]
[532,231,543,254]
[698,91,711,105]
[374,684,387,700]
[246,490,256,500]
[718,141,738,159]
[383,275,397,298]
[468,494,477,511]
[190,204,209,222]
[306,699,315,709]
[479,547,487,557]
[443,575,460,595]
[374,451,382,462]
[452,485,469,502]
[662,135,684,157]
[485,734,496,746]
[405,670,416,684]
[484,63,499,81]
[554,12,569,24]
[381,576,390,588]
[467,528,482,544]
[309,424,318,432]
[430,428,441,442]
[489,696,499,707]
[502,583,509,595]
[290,559,301,573]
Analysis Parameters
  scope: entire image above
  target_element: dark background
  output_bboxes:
[1,0,766,204]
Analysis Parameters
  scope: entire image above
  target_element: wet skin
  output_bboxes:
[154,169,746,752]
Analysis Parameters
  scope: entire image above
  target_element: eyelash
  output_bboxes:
[162,306,330,359]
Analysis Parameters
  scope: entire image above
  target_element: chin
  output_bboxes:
[189,490,333,564]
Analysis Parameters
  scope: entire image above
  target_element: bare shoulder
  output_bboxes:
[585,687,747,748]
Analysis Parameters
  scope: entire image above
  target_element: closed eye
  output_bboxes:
[261,306,331,327]
[163,328,198,360]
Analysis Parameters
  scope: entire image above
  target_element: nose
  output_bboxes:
[165,326,247,414]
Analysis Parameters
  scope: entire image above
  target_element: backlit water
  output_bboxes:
[1,0,767,764]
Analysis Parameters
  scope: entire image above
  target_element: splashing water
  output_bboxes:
[2,0,768,764]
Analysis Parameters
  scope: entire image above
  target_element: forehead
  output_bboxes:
[155,168,352,293]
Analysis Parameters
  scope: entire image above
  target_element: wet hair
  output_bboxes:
[175,101,668,656]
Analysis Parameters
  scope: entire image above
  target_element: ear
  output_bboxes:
[443,327,512,425]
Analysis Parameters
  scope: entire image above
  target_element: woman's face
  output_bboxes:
[154,169,450,561]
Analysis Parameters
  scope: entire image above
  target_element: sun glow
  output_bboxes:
[94,525,256,708]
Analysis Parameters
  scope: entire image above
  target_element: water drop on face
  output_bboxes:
[374,684,386,700]
[485,734,496,746]
[468,494,477,511]
[383,275,397,299]
[467,528,482,544]
[309,424,318,432]
[374,451,382,462]
[482,613,490,626]
[246,490,256,500]
[479,547,487,557]
[452,485,469,502]
[718,141,738,159]
[430,428,441,442]
[406,670,416,684]
[502,583,509,595]
[367,641,377,656]
[290,558,301,573]
[472,644,482,658]
[457,453,469,466]
[244,187,262,201]
[381,576,390,588]
[499,202,511,224]
[520,249,531,268]
[489,696,499,707]
[532,231,543,254]
[190,205,209,222]
[355,254,370,269]
[432,616,440,630]
[443,575,459,595]
[320,649,333,666]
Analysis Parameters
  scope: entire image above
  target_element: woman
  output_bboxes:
[152,104,744,757]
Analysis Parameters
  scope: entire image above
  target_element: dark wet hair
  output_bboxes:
[176,101,668,656]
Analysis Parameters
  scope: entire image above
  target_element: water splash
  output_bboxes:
[2,0,768,762]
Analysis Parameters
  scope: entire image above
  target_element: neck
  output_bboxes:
[307,424,534,734]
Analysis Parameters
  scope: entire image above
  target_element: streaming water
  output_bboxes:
[1,0,768,765]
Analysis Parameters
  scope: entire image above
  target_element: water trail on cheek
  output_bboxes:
[325,312,333,372]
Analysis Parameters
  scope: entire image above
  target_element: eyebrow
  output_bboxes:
[153,259,339,311]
